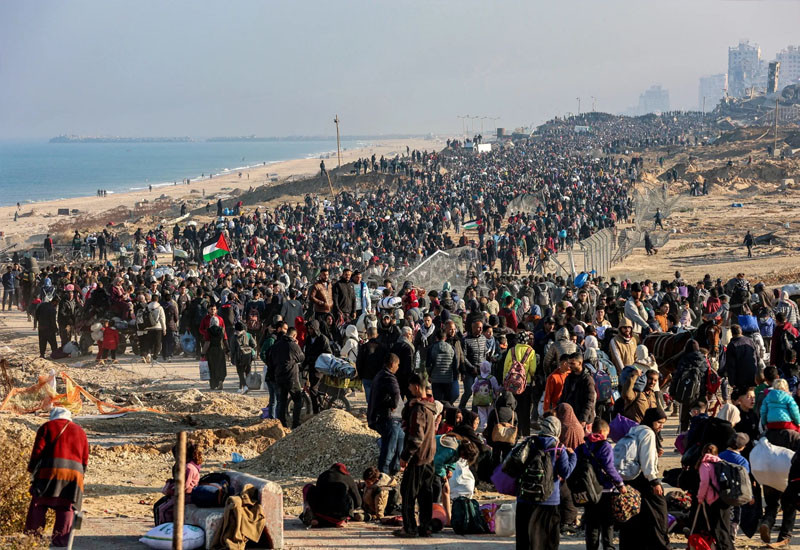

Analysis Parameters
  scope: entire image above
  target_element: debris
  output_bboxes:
[241,409,379,477]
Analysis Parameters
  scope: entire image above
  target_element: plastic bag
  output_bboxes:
[181,332,196,354]
[751,437,795,491]
[199,360,210,381]
[450,458,476,499]
[140,523,204,549]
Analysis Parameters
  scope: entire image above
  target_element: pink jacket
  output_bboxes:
[697,454,722,505]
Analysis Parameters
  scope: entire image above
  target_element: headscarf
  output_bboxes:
[635,345,650,363]
[453,410,482,450]
[716,403,741,427]
[495,390,517,411]
[50,406,72,421]
[555,403,584,450]
[641,406,667,453]
[538,415,561,439]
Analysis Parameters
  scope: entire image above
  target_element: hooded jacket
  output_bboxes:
[368,366,401,428]
[724,334,758,389]
[760,388,800,426]
[622,424,661,483]
[697,453,723,505]
[339,325,359,364]
[146,301,167,333]
[400,398,437,464]
[268,333,305,388]
[577,434,624,490]
[519,417,577,506]
[543,327,577,377]
[484,391,518,444]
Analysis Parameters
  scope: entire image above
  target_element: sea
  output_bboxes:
[0,139,362,207]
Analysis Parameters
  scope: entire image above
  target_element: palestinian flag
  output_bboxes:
[463,219,482,230]
[202,234,230,262]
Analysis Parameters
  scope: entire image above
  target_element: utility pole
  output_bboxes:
[334,115,342,168]
[457,115,468,141]
[591,96,596,112]
[576,97,581,115]
[702,96,706,119]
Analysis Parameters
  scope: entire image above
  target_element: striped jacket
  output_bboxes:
[28,419,89,509]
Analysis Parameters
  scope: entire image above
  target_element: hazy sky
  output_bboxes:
[1,0,798,139]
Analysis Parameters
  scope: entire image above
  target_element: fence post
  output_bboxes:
[173,431,186,550]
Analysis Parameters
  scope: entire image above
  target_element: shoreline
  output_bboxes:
[0,137,442,246]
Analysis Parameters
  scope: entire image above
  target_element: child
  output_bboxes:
[719,432,751,538]
[360,466,398,521]
[576,418,626,550]
[97,319,119,364]
[679,298,696,330]
[432,433,479,526]
[472,360,501,430]
[686,399,709,444]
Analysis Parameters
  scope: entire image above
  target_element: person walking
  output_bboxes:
[515,416,577,550]
[427,329,459,404]
[461,318,487,410]
[35,296,59,358]
[617,407,671,550]
[743,230,754,258]
[2,265,16,311]
[231,321,257,394]
[25,407,89,547]
[270,326,305,428]
[205,317,228,390]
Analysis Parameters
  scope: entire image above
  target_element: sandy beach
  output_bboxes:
[0,137,441,248]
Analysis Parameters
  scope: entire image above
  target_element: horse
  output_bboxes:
[643,321,721,384]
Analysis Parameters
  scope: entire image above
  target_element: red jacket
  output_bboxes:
[771,321,799,366]
[199,314,227,341]
[101,327,119,350]
[28,418,89,506]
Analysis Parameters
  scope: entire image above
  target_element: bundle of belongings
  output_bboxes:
[315,353,357,379]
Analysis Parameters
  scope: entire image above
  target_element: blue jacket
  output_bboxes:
[719,450,750,473]
[577,438,624,490]
[518,435,577,506]
[760,389,800,427]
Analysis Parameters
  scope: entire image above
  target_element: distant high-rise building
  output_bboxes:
[638,85,670,114]
[776,45,800,91]
[728,40,765,97]
[698,74,728,111]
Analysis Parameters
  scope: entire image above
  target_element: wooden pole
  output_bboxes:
[325,171,336,198]
[173,431,186,550]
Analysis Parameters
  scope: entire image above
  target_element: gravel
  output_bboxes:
[241,409,380,478]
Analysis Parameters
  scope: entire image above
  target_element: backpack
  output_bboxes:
[713,459,752,506]
[136,307,158,331]
[567,448,604,506]
[450,497,490,535]
[594,370,614,403]
[472,377,495,407]
[674,365,704,403]
[613,430,641,480]
[518,440,556,502]
[190,472,231,508]
[237,331,254,356]
[705,364,721,396]
[503,346,533,395]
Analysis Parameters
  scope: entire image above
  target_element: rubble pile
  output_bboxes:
[242,409,379,477]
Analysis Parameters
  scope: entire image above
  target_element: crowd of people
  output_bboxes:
[25,111,799,549]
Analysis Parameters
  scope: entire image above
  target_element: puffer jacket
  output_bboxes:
[697,453,723,505]
[559,368,596,425]
[339,325,359,364]
[760,388,800,427]
[427,340,457,383]
[543,327,577,377]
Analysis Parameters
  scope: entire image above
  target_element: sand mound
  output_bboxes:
[241,409,379,477]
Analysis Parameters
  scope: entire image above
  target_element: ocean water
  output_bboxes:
[0,139,361,206]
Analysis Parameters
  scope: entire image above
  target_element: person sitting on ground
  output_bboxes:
[302,463,363,527]
[360,466,398,521]
[154,442,203,524]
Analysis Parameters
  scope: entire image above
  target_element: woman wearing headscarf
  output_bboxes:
[774,291,799,328]
[206,316,228,390]
[515,416,577,550]
[618,407,671,550]
[484,391,518,465]
[555,403,584,450]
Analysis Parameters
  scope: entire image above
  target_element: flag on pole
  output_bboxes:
[202,234,230,262]
[463,219,482,230]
